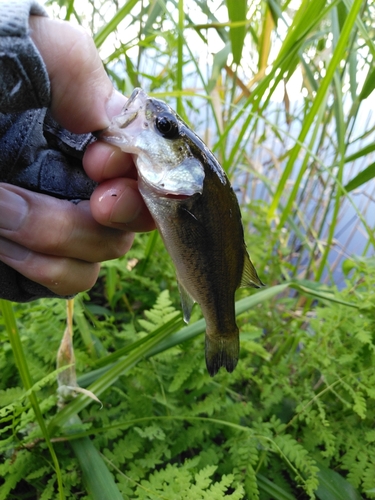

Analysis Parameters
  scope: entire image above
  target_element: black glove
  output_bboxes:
[0,108,97,302]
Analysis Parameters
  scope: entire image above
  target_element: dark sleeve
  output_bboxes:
[0,0,98,302]
[0,109,97,303]
[0,0,50,112]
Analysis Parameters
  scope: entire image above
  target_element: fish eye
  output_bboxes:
[155,113,179,139]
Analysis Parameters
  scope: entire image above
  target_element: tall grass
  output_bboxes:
[2,0,375,498]
[48,0,375,284]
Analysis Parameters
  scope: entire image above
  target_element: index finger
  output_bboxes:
[83,141,137,183]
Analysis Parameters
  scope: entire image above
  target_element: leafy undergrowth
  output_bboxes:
[1,226,374,499]
[2,0,375,497]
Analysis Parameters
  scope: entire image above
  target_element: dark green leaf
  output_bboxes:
[94,0,139,48]
[359,66,375,100]
[344,163,375,193]
[315,463,363,500]
[225,0,247,65]
[257,473,296,500]
[344,143,375,163]
[68,417,123,500]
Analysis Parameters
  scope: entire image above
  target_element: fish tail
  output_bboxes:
[205,331,239,377]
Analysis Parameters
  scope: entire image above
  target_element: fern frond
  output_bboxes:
[341,380,367,419]
[138,290,180,333]
[244,463,260,500]
[273,434,319,496]
[0,451,36,500]
[168,354,196,392]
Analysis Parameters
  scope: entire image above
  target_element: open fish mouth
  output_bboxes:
[163,193,190,200]
[125,87,143,107]
[98,89,149,148]
[113,88,148,130]
[100,87,205,197]
[114,89,148,129]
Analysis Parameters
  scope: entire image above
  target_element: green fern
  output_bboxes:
[129,460,244,499]
[168,354,197,392]
[244,464,259,500]
[137,290,180,333]
[273,434,320,496]
[0,451,36,500]
[2,180,375,500]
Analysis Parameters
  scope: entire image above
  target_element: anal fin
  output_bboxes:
[240,250,265,288]
[177,280,195,323]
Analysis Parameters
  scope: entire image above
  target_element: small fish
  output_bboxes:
[100,88,263,376]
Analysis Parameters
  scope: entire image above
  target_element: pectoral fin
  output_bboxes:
[240,250,264,288]
[178,280,195,323]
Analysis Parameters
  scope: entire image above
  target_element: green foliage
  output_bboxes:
[1,249,375,499]
[127,460,245,499]
[2,0,375,498]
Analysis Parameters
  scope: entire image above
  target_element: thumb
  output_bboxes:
[29,16,125,134]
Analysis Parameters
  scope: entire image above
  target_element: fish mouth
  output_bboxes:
[138,172,193,201]
[97,88,148,145]
[163,193,190,200]
[114,88,148,129]
[126,87,143,107]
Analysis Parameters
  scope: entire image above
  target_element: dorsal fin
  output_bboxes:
[240,250,265,288]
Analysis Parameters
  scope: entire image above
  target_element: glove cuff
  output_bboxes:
[0,0,50,112]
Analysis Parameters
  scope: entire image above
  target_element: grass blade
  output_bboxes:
[93,0,139,48]
[67,415,123,500]
[344,163,375,192]
[48,313,181,435]
[257,473,296,500]
[315,462,363,500]
[0,300,65,500]
[268,0,364,226]
[225,0,247,65]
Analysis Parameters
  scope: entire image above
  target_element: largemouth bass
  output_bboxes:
[100,88,263,376]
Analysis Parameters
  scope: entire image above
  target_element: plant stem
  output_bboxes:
[0,300,65,500]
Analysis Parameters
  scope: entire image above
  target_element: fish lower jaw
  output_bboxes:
[162,193,190,200]
[138,174,193,200]
[141,183,191,200]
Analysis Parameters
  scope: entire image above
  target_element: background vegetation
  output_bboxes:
[1,0,375,498]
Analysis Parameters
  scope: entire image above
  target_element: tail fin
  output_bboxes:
[205,332,239,377]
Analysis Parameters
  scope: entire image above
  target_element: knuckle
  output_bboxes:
[33,257,69,288]
[19,196,75,255]
[34,258,100,296]
[35,214,74,255]
[100,231,135,261]
[67,28,101,79]
[68,26,94,58]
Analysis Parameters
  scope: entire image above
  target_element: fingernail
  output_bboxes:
[111,189,142,224]
[0,187,28,231]
[97,186,141,224]
[0,236,30,261]
[106,90,127,120]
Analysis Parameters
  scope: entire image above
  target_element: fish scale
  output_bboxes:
[100,88,264,376]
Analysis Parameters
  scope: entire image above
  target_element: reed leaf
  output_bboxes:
[0,300,65,500]
[93,0,140,48]
[268,0,364,226]
[67,416,123,500]
[225,0,247,65]
[344,163,375,192]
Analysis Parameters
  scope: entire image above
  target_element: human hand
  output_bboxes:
[0,16,154,298]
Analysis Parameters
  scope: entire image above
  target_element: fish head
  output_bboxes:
[100,88,205,197]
